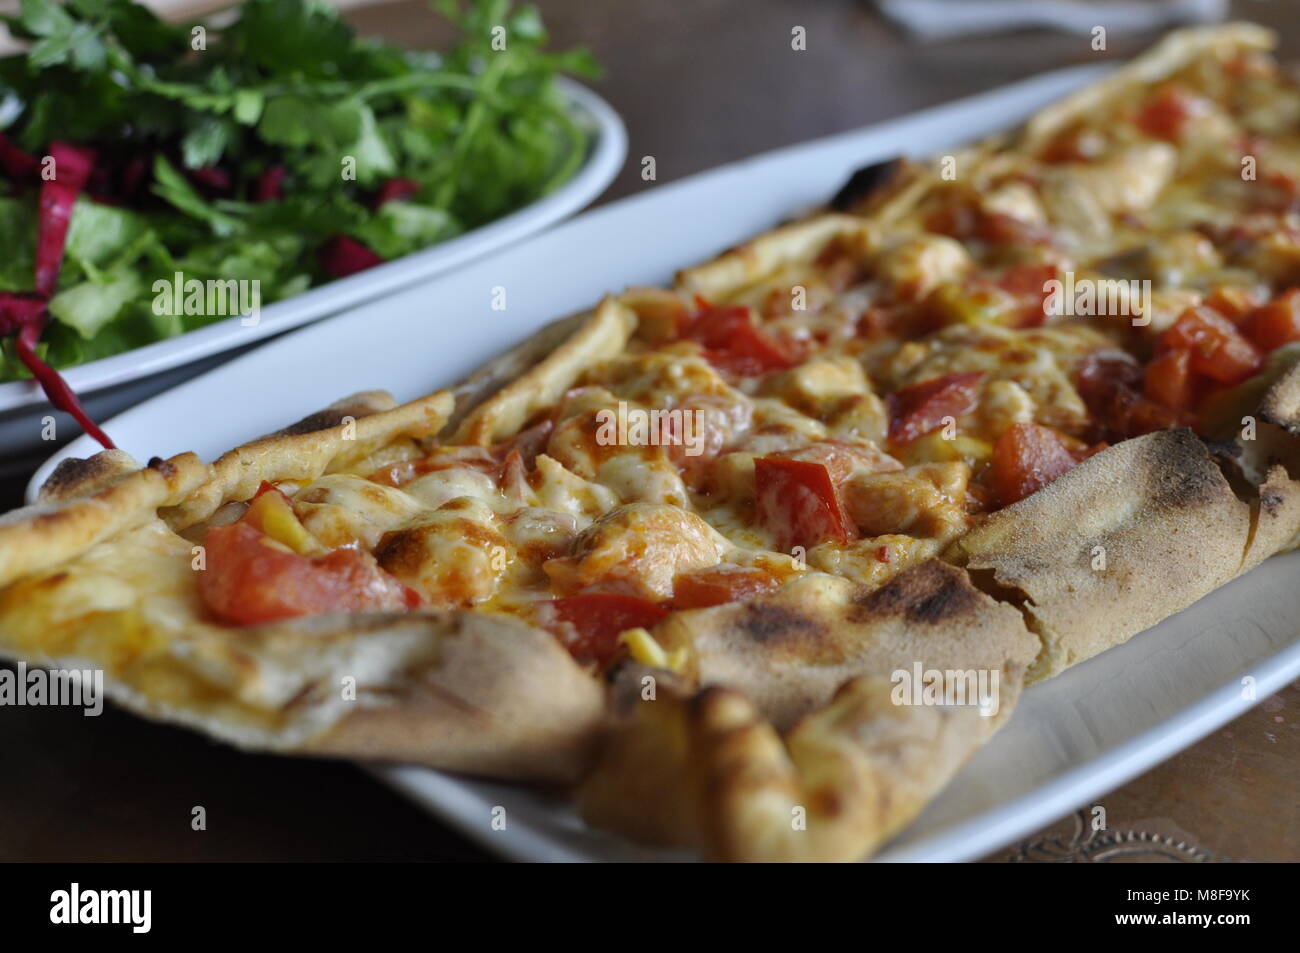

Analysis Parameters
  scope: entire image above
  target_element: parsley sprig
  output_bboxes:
[0,0,599,380]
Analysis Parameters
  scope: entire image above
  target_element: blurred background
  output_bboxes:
[1,0,1296,862]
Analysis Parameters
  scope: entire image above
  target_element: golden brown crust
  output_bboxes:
[582,560,1036,860]
[701,673,1020,861]
[654,560,1038,729]
[1258,352,1300,435]
[164,389,453,530]
[450,296,637,445]
[0,451,210,589]
[675,214,871,301]
[0,519,605,782]
[952,429,1253,682]
[1018,23,1276,152]
[442,310,591,437]
[290,611,608,782]
[1240,462,1300,572]
[580,663,1028,862]
[38,448,143,503]
[267,389,399,437]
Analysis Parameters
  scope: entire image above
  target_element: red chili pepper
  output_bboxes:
[319,235,384,277]
[4,142,115,449]
[0,294,115,449]
[0,293,46,335]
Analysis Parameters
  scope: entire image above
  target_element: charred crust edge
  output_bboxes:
[39,451,134,502]
[829,157,905,213]
[852,559,983,626]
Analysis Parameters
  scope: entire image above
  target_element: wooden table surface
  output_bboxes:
[2,0,1297,863]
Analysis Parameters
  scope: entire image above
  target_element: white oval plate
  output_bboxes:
[29,62,1300,862]
[0,78,625,459]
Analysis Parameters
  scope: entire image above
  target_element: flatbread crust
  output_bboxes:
[0,515,605,782]
[0,386,606,782]
[580,559,1036,860]
[1018,22,1276,152]
[676,214,871,300]
[950,429,1254,682]
[0,450,210,589]
[653,560,1038,728]
[450,296,637,445]
[165,388,454,530]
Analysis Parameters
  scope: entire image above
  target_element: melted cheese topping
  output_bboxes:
[195,41,1300,646]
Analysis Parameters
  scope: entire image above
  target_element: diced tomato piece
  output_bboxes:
[682,301,800,377]
[681,301,746,346]
[990,422,1080,508]
[754,457,855,551]
[997,263,1056,327]
[1136,84,1209,141]
[767,440,901,484]
[1243,290,1300,353]
[671,566,780,610]
[887,372,984,444]
[997,263,1056,296]
[243,480,293,526]
[1077,352,1182,440]
[1203,285,1263,323]
[252,479,288,502]
[549,593,669,666]
[199,522,416,625]
[1160,306,1262,385]
[1143,347,1195,411]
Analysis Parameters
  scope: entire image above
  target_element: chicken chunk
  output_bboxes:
[841,462,971,542]
[544,502,730,601]
[374,497,510,607]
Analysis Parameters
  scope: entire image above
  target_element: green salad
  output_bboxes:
[0,0,599,385]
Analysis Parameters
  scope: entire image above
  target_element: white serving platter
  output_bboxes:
[0,78,625,460]
[28,61,1300,862]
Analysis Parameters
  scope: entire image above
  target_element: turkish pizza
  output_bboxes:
[4,24,1300,861]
